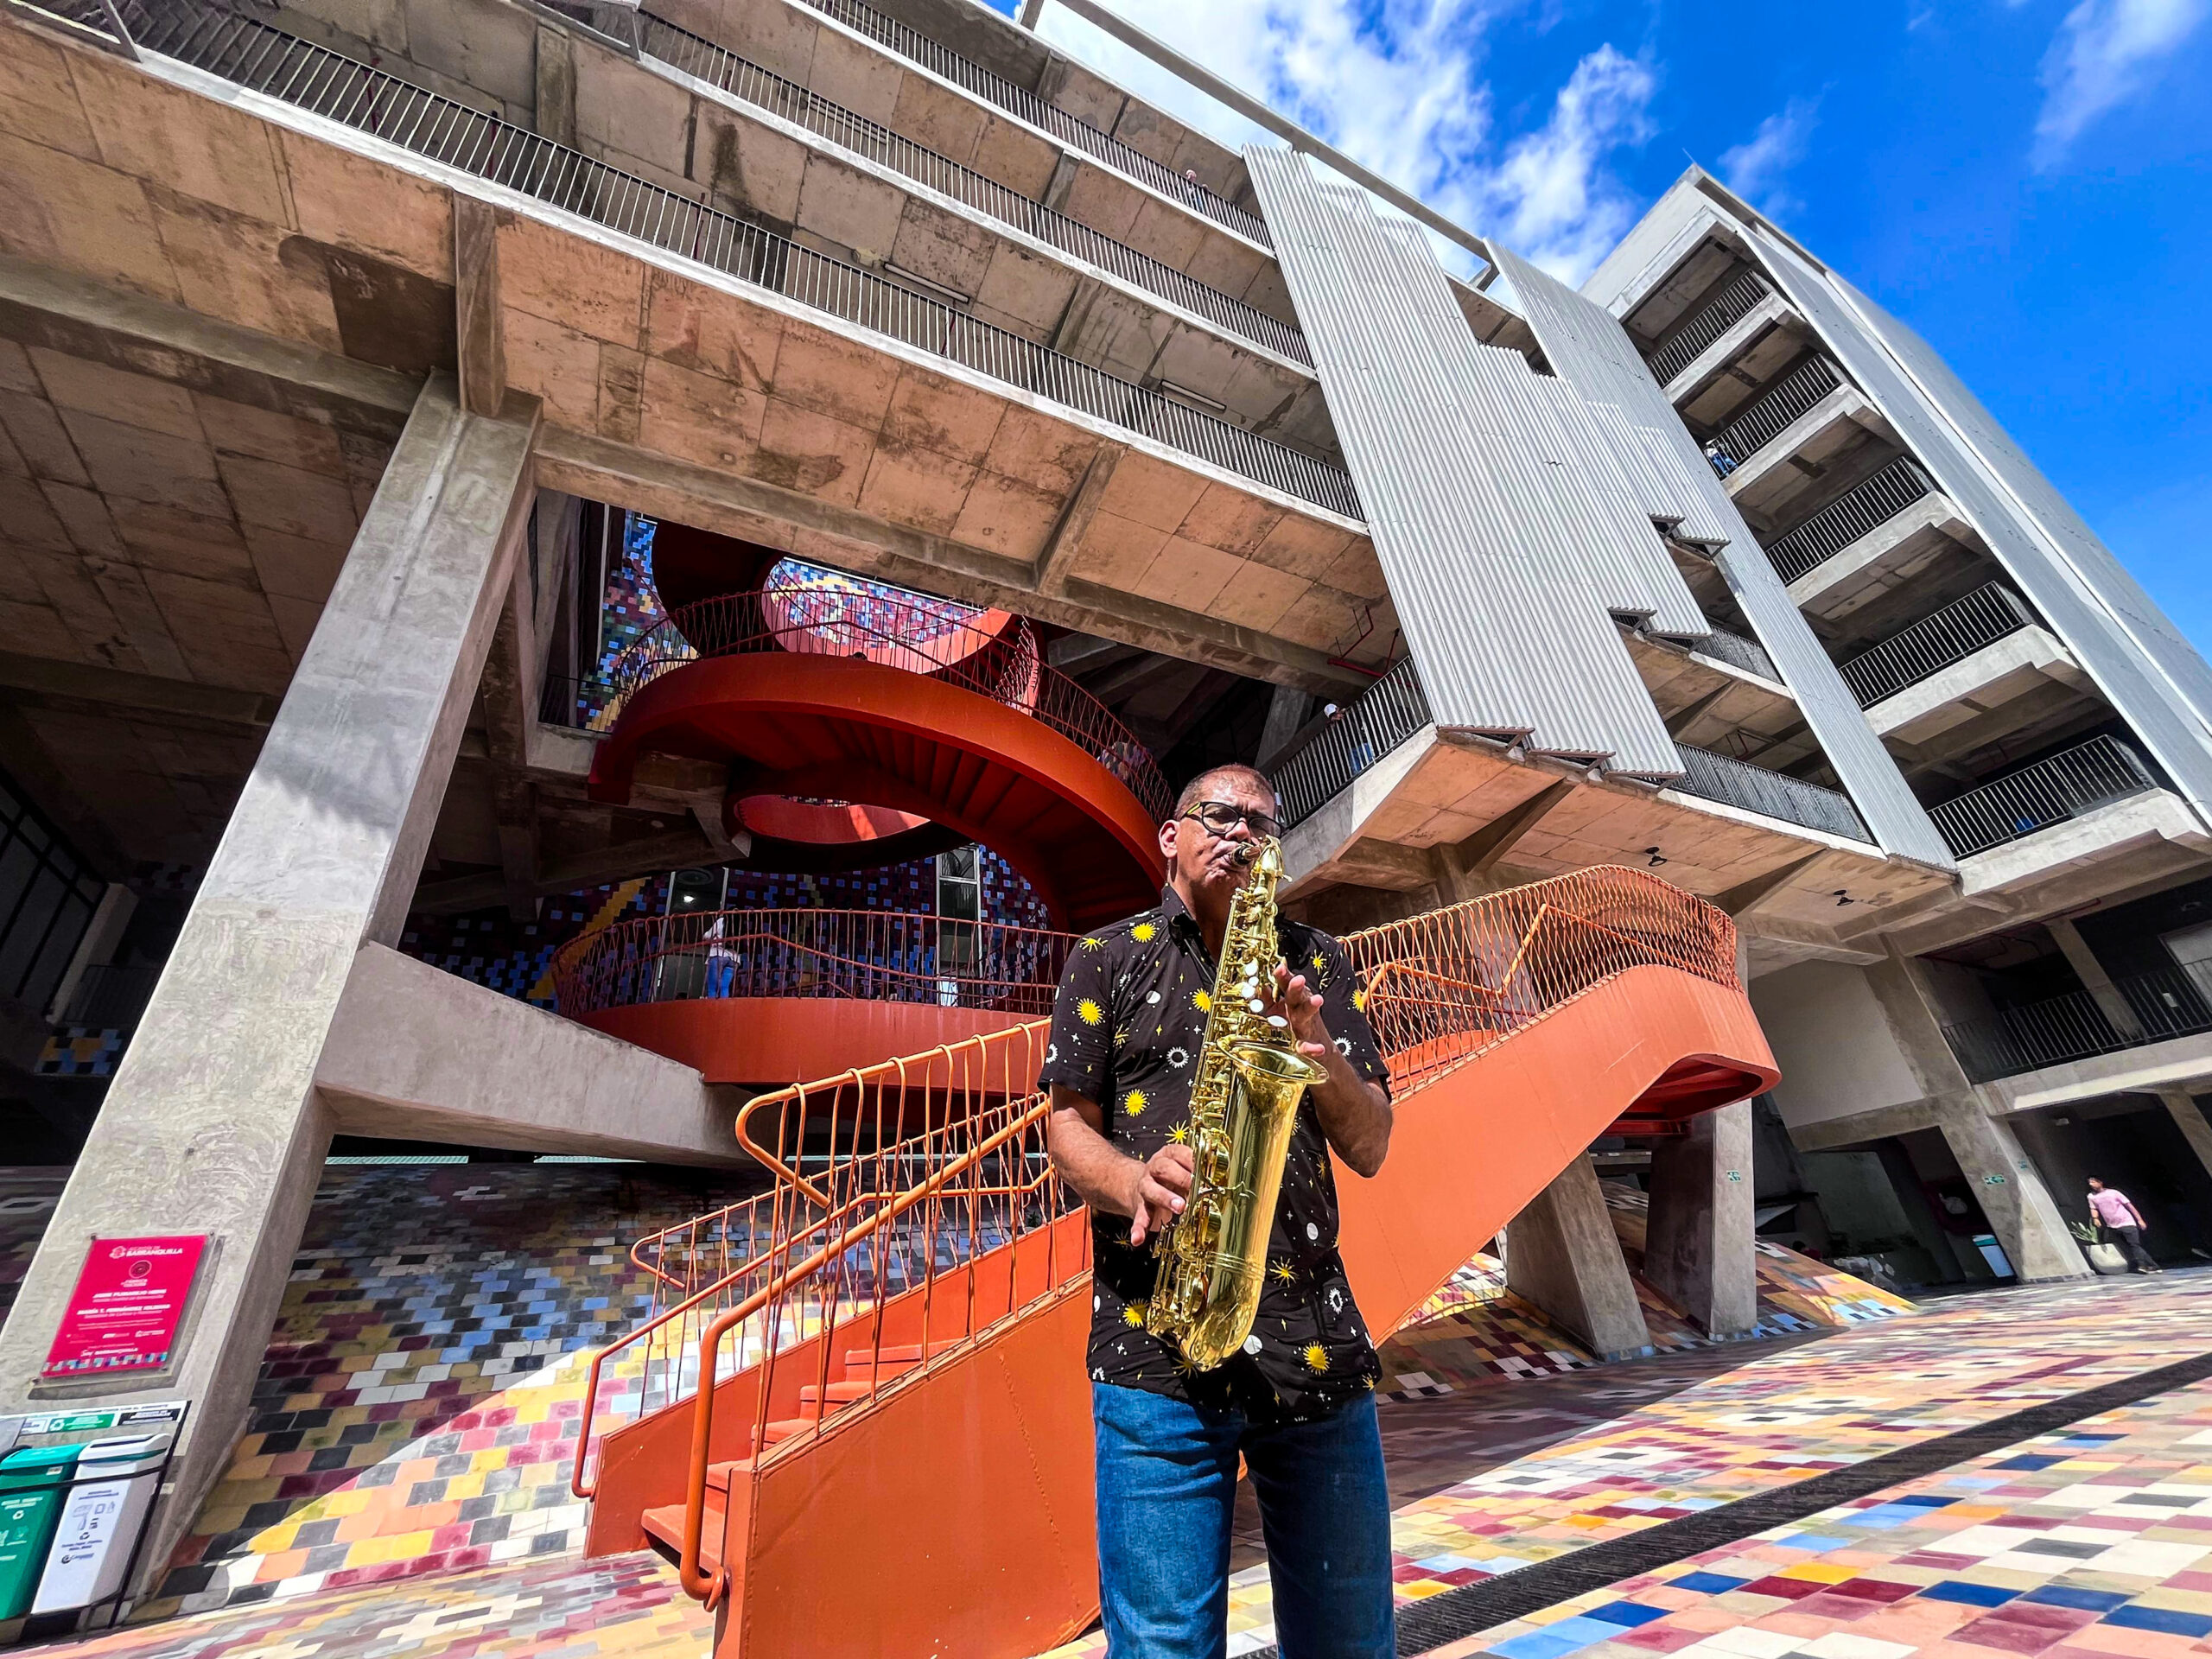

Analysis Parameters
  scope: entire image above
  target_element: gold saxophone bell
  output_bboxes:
[1145,838,1327,1370]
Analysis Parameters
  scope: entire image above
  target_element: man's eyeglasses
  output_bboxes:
[1182,800,1282,840]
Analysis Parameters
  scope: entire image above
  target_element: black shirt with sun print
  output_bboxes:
[1039,883,1391,1422]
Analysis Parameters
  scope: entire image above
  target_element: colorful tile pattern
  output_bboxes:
[33,1025,126,1077]
[141,1164,755,1619]
[1447,1351,2212,1659]
[1045,1270,2212,1656]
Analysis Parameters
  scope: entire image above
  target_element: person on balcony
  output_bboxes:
[2087,1178,2161,1273]
[1041,762,1397,1659]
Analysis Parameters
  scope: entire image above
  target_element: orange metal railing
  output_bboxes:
[572,868,1745,1602]
[605,586,1173,822]
[550,907,1075,1020]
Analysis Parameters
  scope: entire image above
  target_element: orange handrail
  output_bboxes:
[679,1088,1061,1605]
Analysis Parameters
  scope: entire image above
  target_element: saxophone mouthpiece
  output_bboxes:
[1234,842,1262,866]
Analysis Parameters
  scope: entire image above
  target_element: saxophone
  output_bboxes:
[1146,838,1329,1370]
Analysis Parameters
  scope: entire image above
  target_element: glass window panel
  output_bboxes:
[0,868,65,1001]
[22,890,92,1012]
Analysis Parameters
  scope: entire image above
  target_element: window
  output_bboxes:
[0,773,104,1014]
[937,846,980,972]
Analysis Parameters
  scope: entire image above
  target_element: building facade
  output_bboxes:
[0,0,2205,1609]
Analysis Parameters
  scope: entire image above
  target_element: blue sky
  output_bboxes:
[997,0,2211,658]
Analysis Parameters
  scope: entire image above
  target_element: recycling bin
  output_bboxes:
[32,1432,173,1614]
[0,1442,82,1619]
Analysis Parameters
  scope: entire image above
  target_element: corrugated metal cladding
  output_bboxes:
[1800,255,2212,817]
[1245,148,1690,776]
[1492,245,1954,868]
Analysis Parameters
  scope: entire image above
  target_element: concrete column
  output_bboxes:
[0,376,538,1575]
[2158,1089,2212,1182]
[1932,1101,2089,1281]
[1503,1156,1652,1360]
[1643,1102,1758,1336]
[2049,918,2143,1039]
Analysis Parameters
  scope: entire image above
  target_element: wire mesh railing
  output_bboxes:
[1703,355,1844,478]
[1838,582,2037,709]
[1669,741,1871,842]
[785,0,1273,249]
[1274,657,1432,831]
[1647,270,1773,387]
[551,907,1073,1017]
[1926,734,2160,859]
[607,586,1173,822]
[55,963,162,1031]
[1688,625,1781,682]
[638,11,1308,364]
[113,0,1358,518]
[1941,964,2212,1084]
[1762,458,1938,585]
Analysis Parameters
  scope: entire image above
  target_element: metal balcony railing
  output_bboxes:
[1669,743,1871,841]
[1941,964,2212,1084]
[638,13,1309,365]
[1762,458,1936,584]
[56,963,161,1031]
[1274,657,1431,830]
[1839,583,2037,709]
[1703,356,1843,478]
[1927,734,2160,859]
[788,0,1274,250]
[552,907,1073,1018]
[1647,271,1772,388]
[1688,625,1780,683]
[113,2,1360,520]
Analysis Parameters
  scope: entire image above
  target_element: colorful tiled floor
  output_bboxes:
[19,1270,2212,1659]
[1444,1354,2212,1659]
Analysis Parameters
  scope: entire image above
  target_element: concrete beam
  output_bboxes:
[1711,849,1831,922]
[411,825,717,913]
[2158,1089,2212,1186]
[1445,779,1577,885]
[0,377,540,1586]
[0,252,416,437]
[1980,1028,2212,1116]
[1033,440,1123,597]
[533,424,1368,693]
[1642,1102,1758,1336]
[315,944,744,1164]
[454,194,506,419]
[2048,917,2144,1040]
[0,652,281,735]
[1503,1156,1652,1361]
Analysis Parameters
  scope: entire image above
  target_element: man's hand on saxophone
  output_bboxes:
[1262,960,1394,1179]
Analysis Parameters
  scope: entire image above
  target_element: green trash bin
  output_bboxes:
[0,1443,82,1620]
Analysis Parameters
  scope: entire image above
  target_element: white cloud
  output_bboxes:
[1030,0,1656,283]
[1718,98,1817,219]
[2031,0,2211,166]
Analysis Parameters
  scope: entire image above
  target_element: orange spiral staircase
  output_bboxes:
[566,867,1777,1659]
[587,582,1169,931]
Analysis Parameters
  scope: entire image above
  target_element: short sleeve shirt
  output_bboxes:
[1039,885,1391,1421]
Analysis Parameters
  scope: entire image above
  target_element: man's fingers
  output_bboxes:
[1138,1174,1186,1217]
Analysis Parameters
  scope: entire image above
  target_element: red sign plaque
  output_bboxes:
[41,1236,209,1378]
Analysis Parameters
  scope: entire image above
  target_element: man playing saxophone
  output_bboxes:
[1042,762,1397,1659]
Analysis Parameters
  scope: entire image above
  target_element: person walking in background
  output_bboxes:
[2088,1178,2161,1274]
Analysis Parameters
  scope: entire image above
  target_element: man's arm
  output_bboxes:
[1047,1084,1194,1245]
[1270,963,1392,1178]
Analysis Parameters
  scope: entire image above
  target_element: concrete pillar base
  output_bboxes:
[1643,1101,1759,1337]
[1504,1156,1653,1360]
[1936,1098,2090,1282]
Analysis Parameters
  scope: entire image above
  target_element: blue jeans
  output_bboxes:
[1092,1382,1395,1659]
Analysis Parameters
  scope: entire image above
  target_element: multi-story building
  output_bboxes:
[0,0,2204,1629]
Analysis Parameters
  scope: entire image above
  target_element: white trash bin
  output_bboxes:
[30,1432,171,1615]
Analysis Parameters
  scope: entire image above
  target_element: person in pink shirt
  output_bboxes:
[2087,1178,2161,1273]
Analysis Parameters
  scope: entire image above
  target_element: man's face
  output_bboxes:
[2089,1179,2105,1192]
[1160,774,1277,902]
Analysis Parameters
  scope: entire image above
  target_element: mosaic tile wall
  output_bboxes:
[1373,1184,1916,1402]
[142,1164,754,1620]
